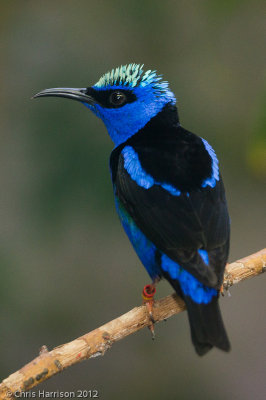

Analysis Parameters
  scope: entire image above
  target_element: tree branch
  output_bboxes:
[0,248,265,399]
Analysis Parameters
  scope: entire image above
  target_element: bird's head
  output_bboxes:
[33,64,176,146]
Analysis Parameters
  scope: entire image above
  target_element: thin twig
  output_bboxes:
[0,248,265,399]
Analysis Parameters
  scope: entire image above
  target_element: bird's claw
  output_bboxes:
[142,284,156,339]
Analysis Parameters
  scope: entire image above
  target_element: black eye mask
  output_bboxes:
[85,87,137,108]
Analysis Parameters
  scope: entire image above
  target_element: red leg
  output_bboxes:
[142,283,157,339]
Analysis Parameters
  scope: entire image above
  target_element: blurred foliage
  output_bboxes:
[246,89,266,180]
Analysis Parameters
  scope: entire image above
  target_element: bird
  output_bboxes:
[33,63,231,356]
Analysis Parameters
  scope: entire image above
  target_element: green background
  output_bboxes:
[0,1,265,399]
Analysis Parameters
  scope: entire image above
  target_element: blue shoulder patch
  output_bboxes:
[122,146,181,196]
[201,138,219,188]
[122,146,154,189]
[161,254,217,304]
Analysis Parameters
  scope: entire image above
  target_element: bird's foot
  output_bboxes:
[221,263,230,296]
[142,284,156,340]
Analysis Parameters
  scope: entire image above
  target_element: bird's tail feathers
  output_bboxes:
[169,278,230,356]
[185,295,230,356]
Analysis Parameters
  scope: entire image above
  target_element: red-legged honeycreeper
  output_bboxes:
[33,64,230,355]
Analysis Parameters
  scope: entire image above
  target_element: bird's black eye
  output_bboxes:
[109,91,127,106]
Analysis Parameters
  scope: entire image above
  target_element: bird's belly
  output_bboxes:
[115,196,161,280]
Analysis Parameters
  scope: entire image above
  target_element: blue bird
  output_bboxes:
[33,64,230,355]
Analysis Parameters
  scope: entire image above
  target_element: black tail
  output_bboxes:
[185,295,230,356]
[169,279,230,356]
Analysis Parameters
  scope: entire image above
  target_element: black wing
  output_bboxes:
[110,127,230,288]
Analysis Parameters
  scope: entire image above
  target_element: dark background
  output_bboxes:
[1,1,265,399]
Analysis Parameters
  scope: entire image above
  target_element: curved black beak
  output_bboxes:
[32,87,95,105]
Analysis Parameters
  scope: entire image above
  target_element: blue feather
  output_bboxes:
[198,249,209,265]
[161,254,217,304]
[122,146,154,189]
